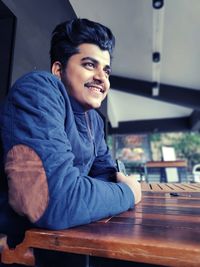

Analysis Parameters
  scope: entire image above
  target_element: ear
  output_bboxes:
[51,61,62,79]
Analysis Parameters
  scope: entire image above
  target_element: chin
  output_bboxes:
[93,102,102,109]
[87,100,101,109]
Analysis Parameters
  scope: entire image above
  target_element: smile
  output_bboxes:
[84,83,105,93]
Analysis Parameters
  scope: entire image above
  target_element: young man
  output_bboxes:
[0,18,141,266]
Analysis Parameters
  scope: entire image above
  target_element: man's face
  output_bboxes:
[60,43,111,110]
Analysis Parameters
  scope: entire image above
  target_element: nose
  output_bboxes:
[93,68,106,83]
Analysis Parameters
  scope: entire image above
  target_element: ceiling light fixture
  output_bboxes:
[152,0,165,97]
[153,0,164,9]
[152,52,160,63]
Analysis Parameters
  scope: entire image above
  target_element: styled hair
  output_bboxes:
[50,18,115,68]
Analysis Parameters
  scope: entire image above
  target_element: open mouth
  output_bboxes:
[84,83,105,93]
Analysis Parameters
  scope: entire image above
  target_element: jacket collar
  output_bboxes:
[68,95,86,114]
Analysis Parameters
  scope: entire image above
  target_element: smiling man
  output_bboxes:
[0,18,141,266]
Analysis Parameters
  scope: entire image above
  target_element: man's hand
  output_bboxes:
[116,172,142,204]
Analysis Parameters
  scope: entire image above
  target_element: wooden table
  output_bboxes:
[1,183,200,267]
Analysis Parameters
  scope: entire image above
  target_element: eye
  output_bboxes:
[83,62,95,69]
[104,68,111,76]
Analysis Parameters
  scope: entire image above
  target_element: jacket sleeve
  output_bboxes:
[3,72,134,230]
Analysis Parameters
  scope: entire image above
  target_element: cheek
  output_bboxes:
[67,69,87,86]
[63,70,77,90]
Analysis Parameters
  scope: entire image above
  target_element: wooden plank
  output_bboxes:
[145,193,200,202]
[109,216,200,229]
[116,209,200,223]
[2,216,200,267]
[141,201,200,208]
[140,182,151,191]
[142,197,200,207]
[142,183,200,192]
[146,160,187,168]
[136,205,200,218]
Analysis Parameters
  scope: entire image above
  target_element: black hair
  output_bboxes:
[50,18,115,68]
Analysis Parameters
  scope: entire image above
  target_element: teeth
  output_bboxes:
[85,84,104,93]
[87,86,104,93]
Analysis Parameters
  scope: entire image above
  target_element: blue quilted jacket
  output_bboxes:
[0,71,134,232]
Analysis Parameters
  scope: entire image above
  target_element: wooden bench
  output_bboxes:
[145,160,188,182]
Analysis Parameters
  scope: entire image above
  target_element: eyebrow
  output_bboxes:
[81,57,111,72]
